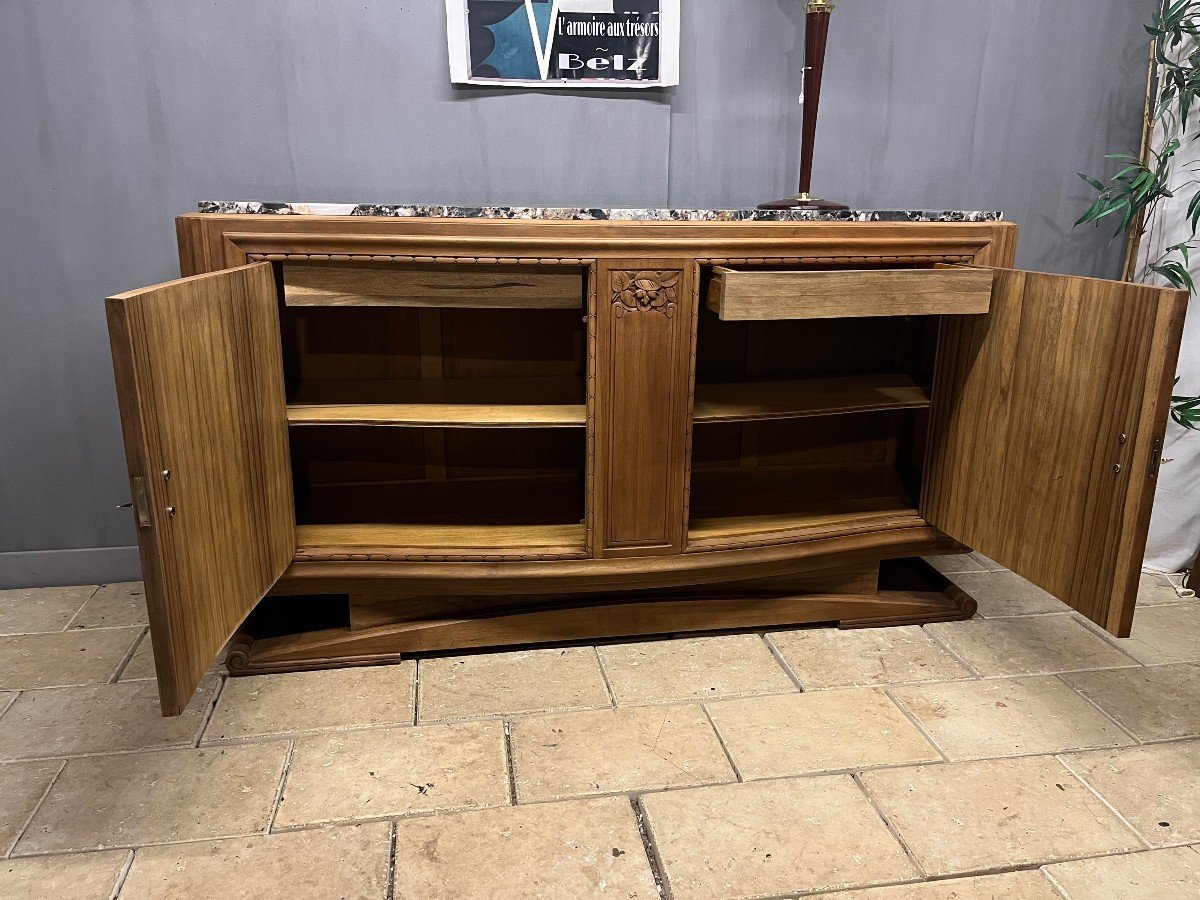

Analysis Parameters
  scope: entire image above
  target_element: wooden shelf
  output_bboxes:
[687,463,921,548]
[287,376,586,428]
[295,523,586,557]
[288,403,585,428]
[693,374,930,424]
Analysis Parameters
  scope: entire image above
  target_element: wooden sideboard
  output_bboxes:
[106,212,1187,715]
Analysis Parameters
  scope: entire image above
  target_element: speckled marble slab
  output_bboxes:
[198,201,1002,223]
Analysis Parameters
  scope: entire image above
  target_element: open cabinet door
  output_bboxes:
[923,268,1186,637]
[107,263,294,714]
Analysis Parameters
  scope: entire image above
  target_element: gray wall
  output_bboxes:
[0,0,1153,586]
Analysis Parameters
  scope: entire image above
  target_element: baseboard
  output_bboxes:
[0,546,142,589]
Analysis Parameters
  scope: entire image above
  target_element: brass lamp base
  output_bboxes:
[758,192,849,211]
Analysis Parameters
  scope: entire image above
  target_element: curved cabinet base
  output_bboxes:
[228,557,976,676]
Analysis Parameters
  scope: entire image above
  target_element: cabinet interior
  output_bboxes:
[687,293,938,548]
[278,262,588,553]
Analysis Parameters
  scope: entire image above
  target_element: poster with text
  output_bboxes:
[447,0,680,88]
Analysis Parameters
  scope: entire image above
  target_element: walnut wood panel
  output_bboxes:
[346,559,881,630]
[106,263,294,715]
[273,525,961,598]
[232,584,974,673]
[923,268,1187,636]
[295,523,586,560]
[693,374,930,423]
[687,462,921,550]
[706,266,994,321]
[176,215,1015,276]
[593,261,695,556]
[282,262,585,308]
[286,402,585,428]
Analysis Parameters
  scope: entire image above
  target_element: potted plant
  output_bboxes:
[1077,0,1200,584]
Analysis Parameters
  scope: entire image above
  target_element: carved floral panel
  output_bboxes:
[611,270,680,318]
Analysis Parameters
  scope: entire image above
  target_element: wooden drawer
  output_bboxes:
[705,266,994,320]
[283,262,586,309]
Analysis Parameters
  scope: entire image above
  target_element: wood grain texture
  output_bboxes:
[693,374,930,423]
[706,266,994,320]
[232,585,974,672]
[275,526,961,598]
[286,403,585,428]
[687,463,921,550]
[175,214,1010,271]
[923,268,1187,636]
[344,560,883,630]
[283,262,585,308]
[593,262,695,556]
[106,263,293,715]
[295,523,585,559]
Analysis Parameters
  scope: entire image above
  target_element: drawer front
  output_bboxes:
[706,266,994,320]
[283,262,586,309]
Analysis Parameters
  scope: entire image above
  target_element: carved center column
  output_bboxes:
[593,260,696,557]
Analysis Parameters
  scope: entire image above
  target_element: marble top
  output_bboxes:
[197,201,1002,223]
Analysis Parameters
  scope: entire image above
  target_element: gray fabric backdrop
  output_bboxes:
[0,0,1155,585]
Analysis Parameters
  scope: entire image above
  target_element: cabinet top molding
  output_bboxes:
[197,202,1002,224]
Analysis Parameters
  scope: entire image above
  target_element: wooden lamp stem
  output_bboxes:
[760,0,848,210]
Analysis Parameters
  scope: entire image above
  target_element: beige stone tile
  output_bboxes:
[642,776,916,899]
[417,647,611,722]
[392,796,656,899]
[948,571,1069,618]
[1137,571,1188,606]
[861,756,1141,876]
[1042,845,1200,899]
[925,616,1138,677]
[0,761,63,856]
[817,871,1062,899]
[0,850,129,900]
[706,689,939,779]
[117,633,228,682]
[204,664,414,740]
[0,585,96,635]
[511,704,734,802]
[768,625,972,689]
[596,634,795,704]
[0,627,142,690]
[119,822,391,900]
[1105,604,1200,664]
[0,675,219,761]
[275,721,507,828]
[923,553,992,575]
[70,581,148,628]
[969,552,1007,572]
[118,630,158,681]
[15,742,289,853]
[1061,664,1200,742]
[891,675,1134,761]
[1063,742,1200,847]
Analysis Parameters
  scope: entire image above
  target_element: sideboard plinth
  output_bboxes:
[225,558,974,676]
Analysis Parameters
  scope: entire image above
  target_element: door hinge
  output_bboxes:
[130,475,152,528]
[1149,437,1163,479]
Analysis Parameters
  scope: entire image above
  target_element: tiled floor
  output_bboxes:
[0,563,1198,898]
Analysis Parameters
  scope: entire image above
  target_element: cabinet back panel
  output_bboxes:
[290,426,585,527]
[281,307,586,403]
[694,309,938,383]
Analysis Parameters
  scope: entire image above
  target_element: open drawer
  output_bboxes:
[705,265,994,320]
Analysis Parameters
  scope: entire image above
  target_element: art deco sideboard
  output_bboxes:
[105,205,1187,715]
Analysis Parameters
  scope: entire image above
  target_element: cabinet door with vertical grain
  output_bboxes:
[923,268,1186,637]
[107,263,294,715]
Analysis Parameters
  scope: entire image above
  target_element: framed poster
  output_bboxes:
[447,0,680,88]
